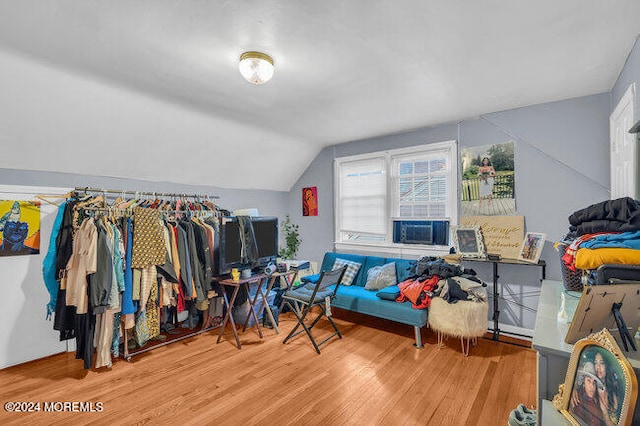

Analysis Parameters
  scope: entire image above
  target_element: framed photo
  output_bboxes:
[553,328,638,426]
[517,232,545,263]
[451,225,486,258]
[302,186,318,216]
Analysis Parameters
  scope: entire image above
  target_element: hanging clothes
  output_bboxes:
[237,215,259,267]
[131,207,165,268]
[65,217,97,315]
[89,220,113,314]
[42,200,67,319]
[48,191,220,369]
[121,217,136,315]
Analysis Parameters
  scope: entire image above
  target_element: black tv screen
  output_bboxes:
[252,217,278,262]
[223,219,242,266]
[215,216,279,276]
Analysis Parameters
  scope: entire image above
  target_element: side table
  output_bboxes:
[215,274,268,349]
[255,270,298,334]
[463,257,546,346]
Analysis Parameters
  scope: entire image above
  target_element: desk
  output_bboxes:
[533,280,640,424]
[463,257,546,344]
[215,274,268,349]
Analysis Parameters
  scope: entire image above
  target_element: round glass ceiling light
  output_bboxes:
[238,51,274,85]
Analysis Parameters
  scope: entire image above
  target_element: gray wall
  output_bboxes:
[288,93,611,331]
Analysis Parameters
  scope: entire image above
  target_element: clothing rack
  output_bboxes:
[73,186,220,200]
[122,310,223,361]
[65,186,225,364]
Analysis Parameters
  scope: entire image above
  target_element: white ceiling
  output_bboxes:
[0,1,639,191]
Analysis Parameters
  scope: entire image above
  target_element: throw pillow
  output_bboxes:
[364,262,397,291]
[332,258,362,286]
[376,285,401,301]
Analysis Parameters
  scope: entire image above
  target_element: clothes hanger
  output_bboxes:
[34,191,74,206]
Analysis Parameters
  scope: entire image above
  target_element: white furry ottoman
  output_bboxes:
[428,295,488,356]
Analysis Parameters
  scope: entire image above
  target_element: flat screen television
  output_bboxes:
[215,216,279,276]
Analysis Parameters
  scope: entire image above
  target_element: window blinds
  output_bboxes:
[392,150,449,219]
[337,156,386,240]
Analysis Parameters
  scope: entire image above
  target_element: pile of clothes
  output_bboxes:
[396,257,487,309]
[561,197,640,272]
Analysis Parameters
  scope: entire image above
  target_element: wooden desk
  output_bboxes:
[215,274,268,349]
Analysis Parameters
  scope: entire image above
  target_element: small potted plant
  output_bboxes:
[279,215,301,260]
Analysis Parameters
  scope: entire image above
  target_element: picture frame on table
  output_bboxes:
[451,225,486,258]
[553,328,637,426]
[517,232,546,263]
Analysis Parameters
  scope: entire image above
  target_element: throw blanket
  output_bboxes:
[396,276,439,309]
[580,230,640,250]
[575,248,640,270]
[569,197,640,235]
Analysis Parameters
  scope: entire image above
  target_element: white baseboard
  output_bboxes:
[487,322,533,340]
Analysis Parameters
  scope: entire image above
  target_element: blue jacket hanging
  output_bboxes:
[42,201,66,320]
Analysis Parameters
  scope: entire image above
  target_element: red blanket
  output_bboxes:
[396,276,440,309]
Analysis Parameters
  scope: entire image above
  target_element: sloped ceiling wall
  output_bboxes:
[0,49,314,191]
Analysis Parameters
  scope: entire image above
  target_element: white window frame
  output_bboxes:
[334,140,458,258]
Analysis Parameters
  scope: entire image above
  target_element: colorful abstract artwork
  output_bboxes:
[302,186,318,216]
[0,200,40,256]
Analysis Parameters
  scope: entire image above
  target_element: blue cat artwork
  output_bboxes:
[0,200,40,256]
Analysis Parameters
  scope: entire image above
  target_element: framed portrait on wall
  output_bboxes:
[302,186,318,216]
[553,328,638,426]
[451,225,486,258]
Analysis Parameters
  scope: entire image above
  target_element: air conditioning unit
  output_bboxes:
[393,220,449,245]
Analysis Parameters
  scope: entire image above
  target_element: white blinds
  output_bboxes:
[338,156,387,237]
[392,150,449,219]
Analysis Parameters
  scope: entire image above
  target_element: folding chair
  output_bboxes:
[282,266,347,354]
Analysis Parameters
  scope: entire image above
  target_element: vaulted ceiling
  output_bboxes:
[0,1,639,191]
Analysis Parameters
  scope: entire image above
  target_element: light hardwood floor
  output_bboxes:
[0,308,536,425]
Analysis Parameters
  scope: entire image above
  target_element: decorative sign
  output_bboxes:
[461,215,524,259]
[0,200,41,256]
[302,186,318,216]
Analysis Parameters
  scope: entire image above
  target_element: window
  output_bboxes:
[334,141,457,251]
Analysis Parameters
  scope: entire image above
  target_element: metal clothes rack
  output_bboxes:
[73,186,220,200]
[122,317,223,361]
[70,187,224,361]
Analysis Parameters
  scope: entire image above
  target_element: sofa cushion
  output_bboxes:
[364,262,397,291]
[354,256,386,286]
[284,284,334,303]
[375,285,401,301]
[319,253,368,286]
[320,253,367,273]
[387,258,416,283]
[333,285,428,327]
[333,258,362,286]
[300,273,320,285]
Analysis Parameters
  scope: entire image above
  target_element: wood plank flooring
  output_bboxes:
[0,308,536,425]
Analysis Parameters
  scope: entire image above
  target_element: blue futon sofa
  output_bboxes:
[301,252,428,347]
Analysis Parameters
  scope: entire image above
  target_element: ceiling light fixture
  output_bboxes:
[238,51,274,85]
